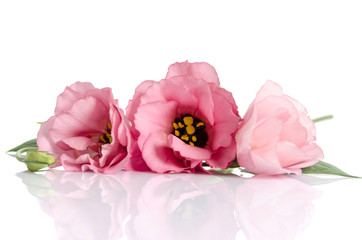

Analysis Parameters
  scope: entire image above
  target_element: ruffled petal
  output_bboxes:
[55,82,95,114]
[141,131,185,173]
[166,61,220,86]
[168,134,212,160]
[206,142,236,169]
[209,87,240,149]
[134,101,178,148]
[126,80,156,124]
[37,116,63,155]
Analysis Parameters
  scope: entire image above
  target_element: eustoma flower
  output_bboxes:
[126,61,241,173]
[236,81,324,175]
[37,82,133,174]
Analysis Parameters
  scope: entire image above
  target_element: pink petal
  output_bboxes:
[51,96,109,145]
[251,116,283,151]
[236,105,258,153]
[277,142,323,171]
[210,84,239,116]
[165,61,220,86]
[37,116,63,155]
[280,119,308,148]
[168,134,212,160]
[68,96,109,132]
[55,82,95,114]
[139,77,200,118]
[254,80,283,102]
[276,141,320,169]
[238,149,287,175]
[124,142,151,172]
[141,131,185,173]
[126,80,156,124]
[62,136,95,151]
[209,87,240,149]
[100,152,128,174]
[206,142,236,169]
[134,101,178,148]
[255,95,295,122]
[85,87,117,110]
[61,153,92,172]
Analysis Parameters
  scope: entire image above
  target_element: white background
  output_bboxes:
[0,1,361,239]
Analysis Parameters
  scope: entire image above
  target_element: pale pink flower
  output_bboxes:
[236,80,324,175]
[126,61,241,173]
[37,82,137,174]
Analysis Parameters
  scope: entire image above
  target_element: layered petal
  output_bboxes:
[237,80,323,175]
[37,82,133,174]
[127,61,240,173]
[141,131,185,173]
[55,82,95,114]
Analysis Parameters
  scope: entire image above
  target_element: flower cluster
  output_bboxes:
[11,61,340,176]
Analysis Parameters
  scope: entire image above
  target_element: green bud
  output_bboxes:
[26,151,55,172]
[15,147,55,172]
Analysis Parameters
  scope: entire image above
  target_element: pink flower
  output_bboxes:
[37,82,135,174]
[236,80,324,175]
[126,61,241,173]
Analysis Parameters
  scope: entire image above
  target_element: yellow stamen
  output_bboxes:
[178,122,184,128]
[183,116,194,126]
[196,122,204,128]
[173,122,179,129]
[89,133,93,137]
[181,135,189,141]
[100,135,106,143]
[108,122,112,130]
[108,136,113,143]
[192,136,197,142]
[174,130,180,136]
[186,125,195,135]
[189,141,194,146]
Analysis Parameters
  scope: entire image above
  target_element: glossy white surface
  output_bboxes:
[1,161,361,240]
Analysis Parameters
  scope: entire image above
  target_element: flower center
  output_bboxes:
[99,122,112,144]
[172,114,208,148]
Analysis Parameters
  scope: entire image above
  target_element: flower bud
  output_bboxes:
[25,151,55,172]
[15,147,55,172]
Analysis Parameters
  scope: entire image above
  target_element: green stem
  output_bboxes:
[15,147,38,162]
[313,115,333,123]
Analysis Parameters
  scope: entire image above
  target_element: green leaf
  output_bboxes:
[302,161,361,178]
[7,139,37,152]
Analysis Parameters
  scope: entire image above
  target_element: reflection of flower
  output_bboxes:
[17,170,321,240]
[128,174,238,240]
[235,175,321,240]
[126,61,241,173]
[37,82,134,174]
[237,80,324,175]
[18,171,130,240]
